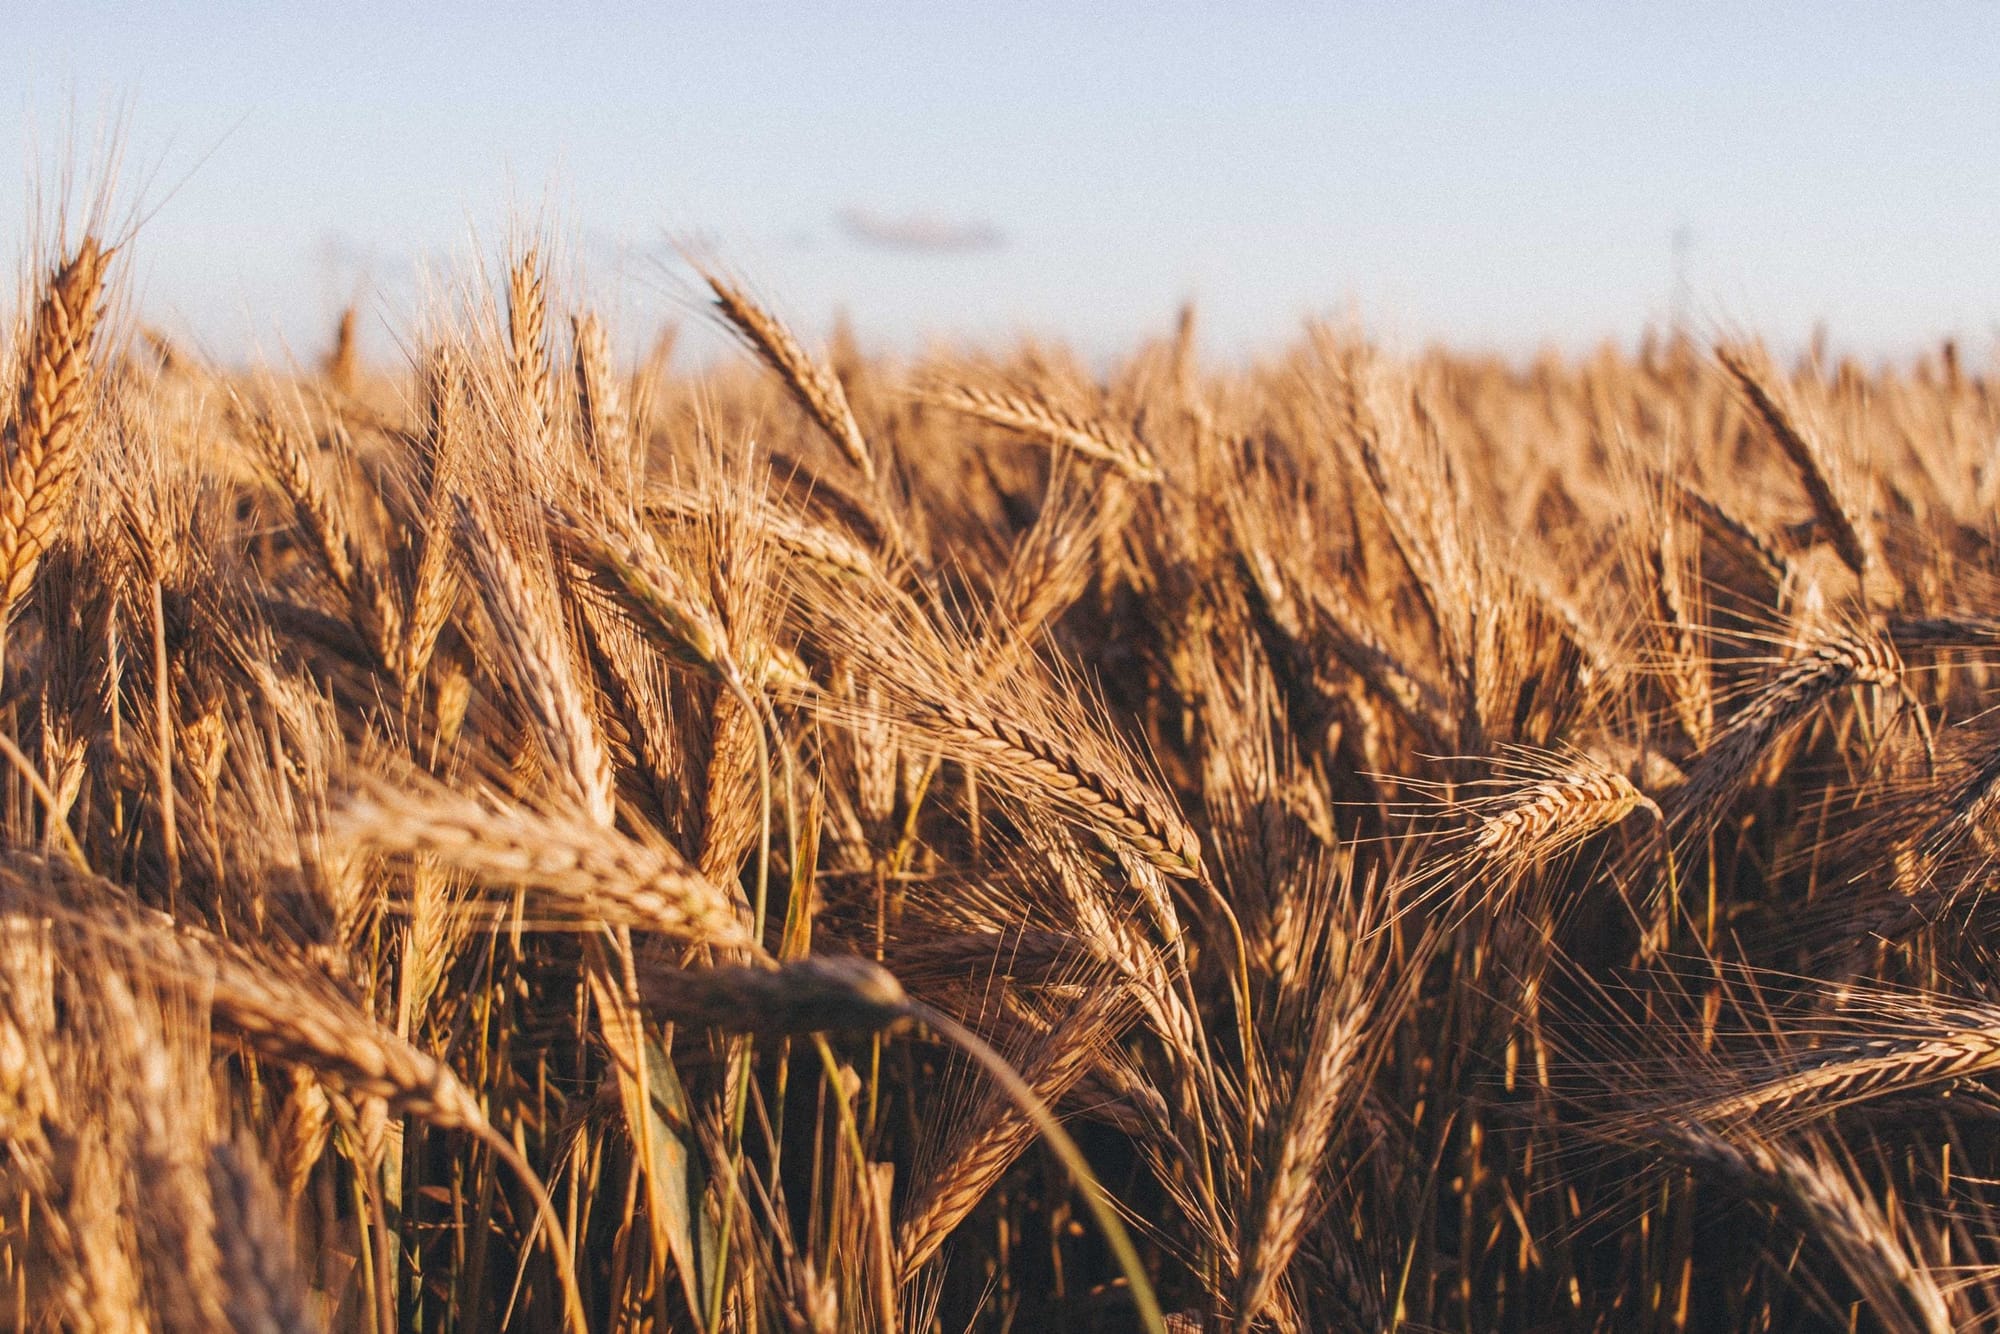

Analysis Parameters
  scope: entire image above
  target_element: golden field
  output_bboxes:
[1,220,1997,1332]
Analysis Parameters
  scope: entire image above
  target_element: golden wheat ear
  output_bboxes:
[206,1136,318,1333]
[0,236,109,619]
[1718,346,1874,584]
[698,263,878,482]
[918,377,1162,484]
[506,248,553,433]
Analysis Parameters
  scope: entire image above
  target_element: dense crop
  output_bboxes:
[5,220,2000,1332]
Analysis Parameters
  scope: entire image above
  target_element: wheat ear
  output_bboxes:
[571,310,630,486]
[1670,627,1901,842]
[637,954,907,1036]
[701,267,877,482]
[507,250,552,434]
[896,992,1122,1278]
[1686,997,2000,1127]
[206,1137,320,1334]
[326,304,357,393]
[0,237,109,616]
[1719,347,1873,581]
[920,380,1161,484]
[1470,766,1660,865]
[1641,1124,1951,1334]
[336,784,757,950]
[914,694,1202,877]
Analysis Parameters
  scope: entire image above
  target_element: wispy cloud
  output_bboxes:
[836,208,1005,255]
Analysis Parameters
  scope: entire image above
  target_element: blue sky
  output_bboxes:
[5,3,1999,366]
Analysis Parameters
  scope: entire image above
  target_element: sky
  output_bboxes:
[4,2,1999,367]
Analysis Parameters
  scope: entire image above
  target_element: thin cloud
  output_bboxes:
[837,208,1005,255]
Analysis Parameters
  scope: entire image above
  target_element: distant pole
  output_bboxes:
[1670,224,1694,335]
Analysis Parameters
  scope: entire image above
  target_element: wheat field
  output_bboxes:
[3,217,2000,1333]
